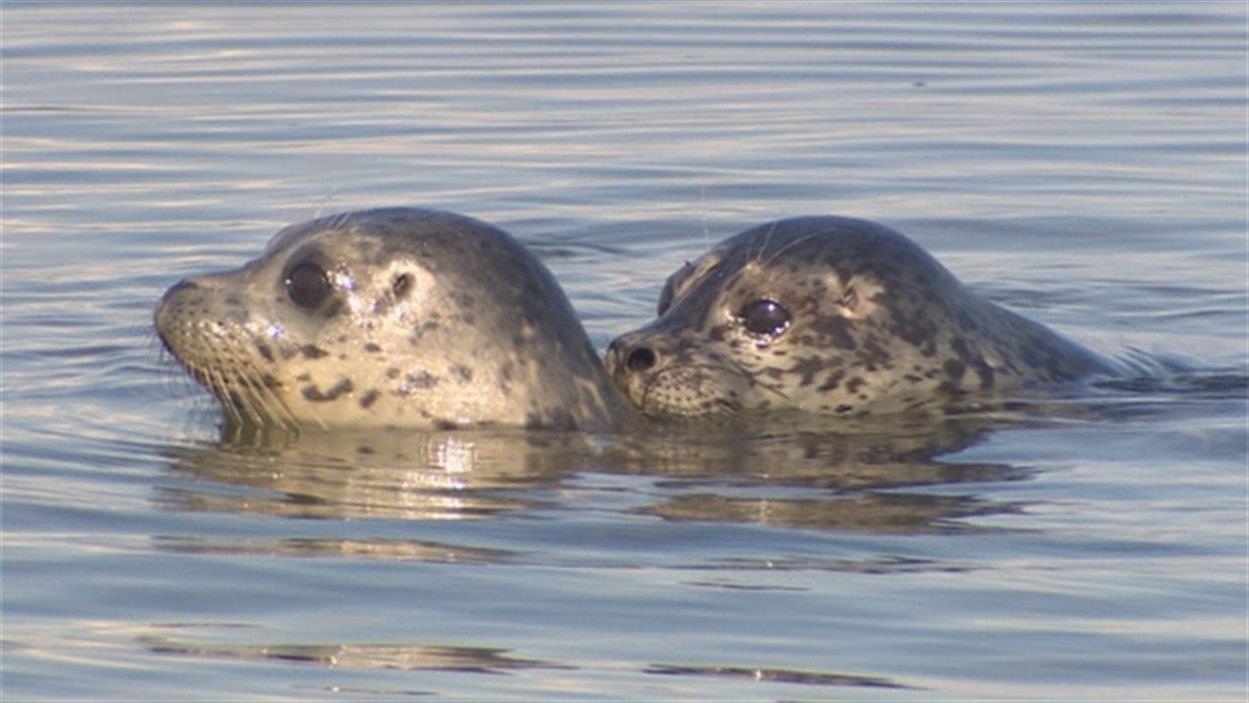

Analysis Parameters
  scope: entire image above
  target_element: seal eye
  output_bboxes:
[738,299,790,337]
[285,262,331,310]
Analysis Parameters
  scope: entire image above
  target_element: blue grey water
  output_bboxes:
[3,3,1246,700]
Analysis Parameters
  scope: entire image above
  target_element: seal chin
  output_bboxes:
[633,364,750,420]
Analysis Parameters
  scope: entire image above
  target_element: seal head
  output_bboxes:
[606,216,1113,420]
[156,208,634,431]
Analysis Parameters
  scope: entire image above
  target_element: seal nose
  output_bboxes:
[608,337,659,375]
[625,347,657,372]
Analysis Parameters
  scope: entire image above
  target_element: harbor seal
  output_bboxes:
[605,216,1116,420]
[155,207,636,431]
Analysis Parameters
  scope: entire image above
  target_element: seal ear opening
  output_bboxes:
[840,285,859,312]
[392,273,414,300]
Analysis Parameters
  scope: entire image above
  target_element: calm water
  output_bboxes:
[3,3,1247,700]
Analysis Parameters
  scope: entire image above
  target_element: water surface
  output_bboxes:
[3,3,1247,700]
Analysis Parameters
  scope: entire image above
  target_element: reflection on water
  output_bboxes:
[142,636,569,674]
[156,535,520,565]
[5,2,1245,699]
[159,430,589,521]
[140,629,915,692]
[640,491,1011,533]
[644,663,911,690]
[158,412,1026,536]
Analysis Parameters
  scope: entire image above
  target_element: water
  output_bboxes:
[3,3,1246,700]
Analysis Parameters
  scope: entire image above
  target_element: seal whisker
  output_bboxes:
[238,366,299,432]
[753,219,781,262]
[237,355,304,431]
[208,369,246,427]
[227,372,267,428]
[759,227,833,268]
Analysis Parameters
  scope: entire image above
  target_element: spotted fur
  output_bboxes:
[156,208,636,431]
[606,216,1115,420]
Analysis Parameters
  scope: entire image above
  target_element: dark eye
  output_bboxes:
[285,262,331,310]
[392,273,413,300]
[738,299,791,337]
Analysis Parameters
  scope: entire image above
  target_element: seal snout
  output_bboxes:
[154,278,200,351]
[605,335,652,406]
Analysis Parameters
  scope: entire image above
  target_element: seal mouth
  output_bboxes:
[157,317,311,433]
[633,362,754,420]
[177,354,307,432]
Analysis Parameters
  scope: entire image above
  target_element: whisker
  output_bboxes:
[753,220,780,262]
[209,369,244,426]
[235,369,281,430]
[245,361,309,432]
[760,227,833,269]
[724,356,790,400]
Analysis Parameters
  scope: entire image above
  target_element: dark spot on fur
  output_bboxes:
[296,373,311,382]
[817,370,844,391]
[810,314,857,350]
[943,359,966,383]
[300,345,329,359]
[255,342,275,362]
[302,378,353,402]
[359,389,380,408]
[386,367,400,379]
[845,377,865,394]
[789,357,825,386]
[950,336,976,364]
[363,342,382,353]
[407,372,438,389]
[975,362,995,389]
[453,364,473,381]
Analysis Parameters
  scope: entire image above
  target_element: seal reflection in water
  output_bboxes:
[607,216,1116,420]
[155,208,635,431]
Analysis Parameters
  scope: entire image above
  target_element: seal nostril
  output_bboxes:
[626,347,657,372]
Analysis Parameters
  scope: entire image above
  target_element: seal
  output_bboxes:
[155,207,636,431]
[605,216,1116,420]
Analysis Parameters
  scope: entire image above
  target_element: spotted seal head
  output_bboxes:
[606,216,1115,420]
[155,207,636,431]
